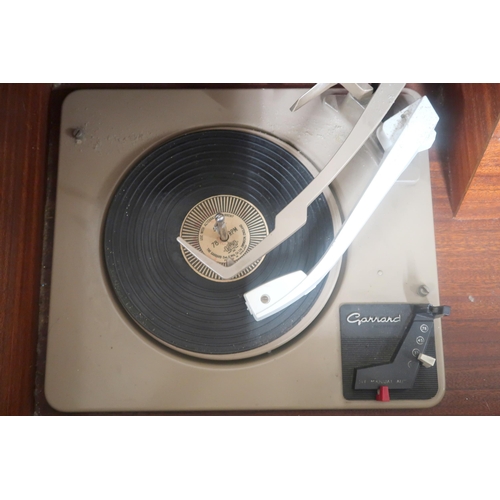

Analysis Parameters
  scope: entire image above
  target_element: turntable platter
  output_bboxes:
[104,129,340,359]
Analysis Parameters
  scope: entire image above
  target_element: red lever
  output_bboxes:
[376,386,390,402]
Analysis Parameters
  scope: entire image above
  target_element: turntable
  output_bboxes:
[44,84,449,412]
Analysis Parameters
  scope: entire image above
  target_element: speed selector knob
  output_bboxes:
[418,353,436,368]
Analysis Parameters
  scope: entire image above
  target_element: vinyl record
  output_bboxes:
[104,129,337,358]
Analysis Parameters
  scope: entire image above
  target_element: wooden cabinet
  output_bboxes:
[428,83,500,218]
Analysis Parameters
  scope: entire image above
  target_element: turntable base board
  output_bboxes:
[44,89,445,411]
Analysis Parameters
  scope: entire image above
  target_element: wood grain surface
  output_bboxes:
[434,83,500,217]
[2,84,500,415]
[456,118,500,219]
[0,83,51,415]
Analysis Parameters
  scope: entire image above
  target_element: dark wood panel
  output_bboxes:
[457,119,500,219]
[0,83,51,415]
[434,83,500,216]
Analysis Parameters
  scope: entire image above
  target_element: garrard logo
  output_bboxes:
[347,312,401,326]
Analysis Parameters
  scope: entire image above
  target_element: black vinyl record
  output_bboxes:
[104,129,335,356]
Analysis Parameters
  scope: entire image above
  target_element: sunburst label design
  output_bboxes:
[180,195,269,282]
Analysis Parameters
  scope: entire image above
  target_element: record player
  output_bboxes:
[44,84,449,412]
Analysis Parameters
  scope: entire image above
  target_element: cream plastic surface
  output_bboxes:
[44,88,445,412]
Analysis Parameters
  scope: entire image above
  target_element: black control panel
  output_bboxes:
[340,303,450,401]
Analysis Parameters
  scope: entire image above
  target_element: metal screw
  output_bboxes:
[261,294,270,304]
[419,284,430,296]
[72,128,84,140]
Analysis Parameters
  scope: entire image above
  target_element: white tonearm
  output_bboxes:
[244,94,439,320]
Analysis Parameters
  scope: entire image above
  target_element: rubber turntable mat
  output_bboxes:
[104,130,334,355]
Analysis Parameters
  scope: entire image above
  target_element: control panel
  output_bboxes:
[340,303,450,402]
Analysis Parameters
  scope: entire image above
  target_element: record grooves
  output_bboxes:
[104,129,335,357]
